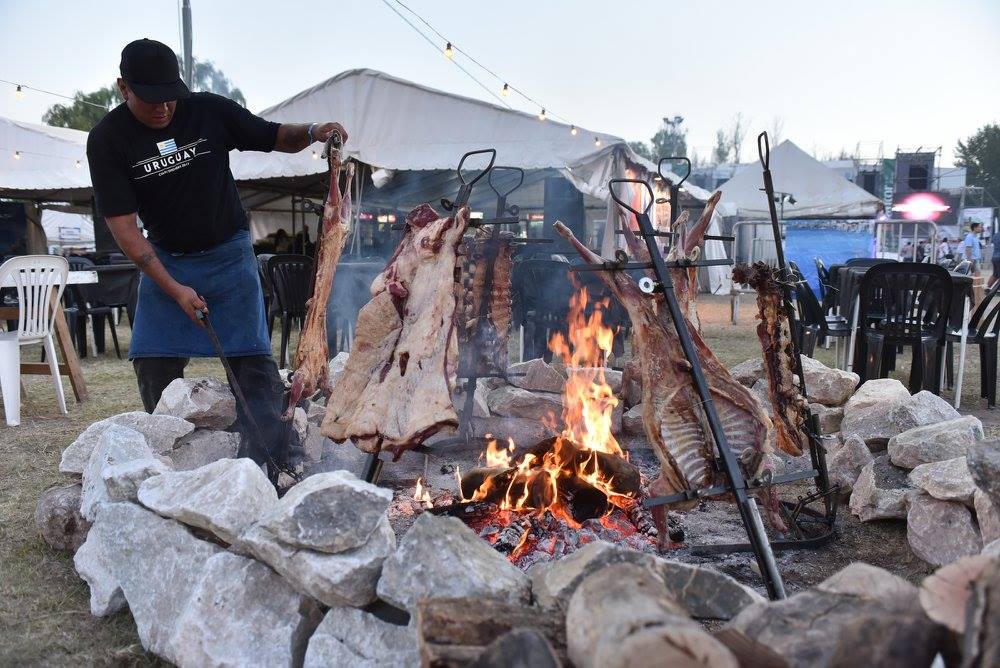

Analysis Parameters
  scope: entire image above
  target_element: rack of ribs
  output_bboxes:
[321,204,470,458]
[731,262,809,456]
[457,230,515,374]
[283,143,355,418]
[553,220,785,538]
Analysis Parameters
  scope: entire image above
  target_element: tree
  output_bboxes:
[728,112,748,164]
[769,116,785,146]
[628,141,653,160]
[956,124,1000,207]
[42,86,122,132]
[43,57,245,132]
[650,116,687,159]
[712,129,730,164]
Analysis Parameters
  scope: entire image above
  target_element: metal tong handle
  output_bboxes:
[488,165,525,200]
[657,156,692,188]
[456,148,496,188]
[321,129,343,161]
[757,131,770,170]
[608,178,654,216]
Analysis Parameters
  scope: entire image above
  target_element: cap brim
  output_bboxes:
[127,79,190,104]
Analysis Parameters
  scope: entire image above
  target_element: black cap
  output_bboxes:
[119,39,190,103]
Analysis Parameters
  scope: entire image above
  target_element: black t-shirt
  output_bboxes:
[87,92,279,253]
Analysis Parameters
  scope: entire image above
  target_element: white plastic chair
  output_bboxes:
[0,255,70,426]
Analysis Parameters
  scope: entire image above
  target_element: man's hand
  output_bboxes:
[311,122,348,144]
[170,284,209,327]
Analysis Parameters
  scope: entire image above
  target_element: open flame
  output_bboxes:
[457,286,634,528]
[413,477,433,508]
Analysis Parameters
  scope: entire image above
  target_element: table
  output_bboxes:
[0,270,97,402]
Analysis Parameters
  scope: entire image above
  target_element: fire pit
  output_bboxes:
[411,287,662,567]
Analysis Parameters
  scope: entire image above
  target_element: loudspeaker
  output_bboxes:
[894,152,936,196]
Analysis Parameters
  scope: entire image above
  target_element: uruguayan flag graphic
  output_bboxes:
[156,139,178,156]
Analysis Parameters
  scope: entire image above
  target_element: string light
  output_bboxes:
[444,42,454,59]
[570,125,578,136]
[311,150,319,160]
[15,84,23,99]
[0,78,106,109]
[594,137,602,147]
[501,83,509,97]
[538,108,546,122]
[13,151,21,159]
[75,160,82,168]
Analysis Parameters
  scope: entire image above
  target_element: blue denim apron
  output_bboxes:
[129,230,271,359]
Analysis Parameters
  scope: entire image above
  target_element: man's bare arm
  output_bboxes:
[105,213,207,325]
[273,122,349,153]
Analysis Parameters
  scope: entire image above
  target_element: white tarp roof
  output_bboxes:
[717,140,881,219]
[0,117,90,200]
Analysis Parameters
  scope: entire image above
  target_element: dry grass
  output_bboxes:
[0,295,995,662]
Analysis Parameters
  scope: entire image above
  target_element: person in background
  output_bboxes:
[901,241,914,261]
[963,223,984,303]
[938,237,951,259]
[991,232,1000,289]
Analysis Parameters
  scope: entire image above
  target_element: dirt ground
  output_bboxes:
[1,294,996,663]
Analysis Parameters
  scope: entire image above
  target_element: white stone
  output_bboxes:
[304,606,419,668]
[235,516,395,608]
[907,493,982,566]
[623,404,644,436]
[102,457,171,504]
[60,411,194,474]
[907,457,977,503]
[377,513,531,612]
[849,455,911,522]
[328,351,350,389]
[888,416,984,469]
[80,425,156,521]
[486,385,563,422]
[83,503,222,662]
[164,429,241,471]
[983,539,1000,557]
[292,407,309,443]
[153,377,237,430]
[843,390,962,448]
[800,355,859,406]
[816,562,918,605]
[728,358,764,387]
[827,434,873,497]
[255,470,392,553]
[73,523,125,616]
[137,458,277,545]
[974,489,1000,544]
[844,378,911,414]
[507,358,566,393]
[170,552,322,668]
[810,403,844,435]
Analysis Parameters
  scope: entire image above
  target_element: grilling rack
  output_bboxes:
[360,150,551,484]
[570,142,838,600]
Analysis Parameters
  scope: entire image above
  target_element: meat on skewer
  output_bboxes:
[553,220,786,543]
[731,262,809,456]
[283,145,355,418]
[321,204,470,458]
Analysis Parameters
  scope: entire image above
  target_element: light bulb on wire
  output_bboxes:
[570,125,578,136]
[15,84,24,99]
[444,42,454,59]
[311,150,319,160]
[501,83,509,97]
[13,150,21,160]
[538,108,546,122]
[75,160,82,168]
[594,137,601,147]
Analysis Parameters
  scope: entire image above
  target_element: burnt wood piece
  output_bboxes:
[417,597,568,668]
[493,516,533,555]
[559,476,608,523]
[520,437,642,497]
[731,262,809,456]
[625,498,658,539]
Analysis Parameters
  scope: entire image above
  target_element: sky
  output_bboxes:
[1,0,998,165]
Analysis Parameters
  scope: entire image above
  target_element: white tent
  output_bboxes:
[717,140,881,220]
[0,117,90,202]
[41,209,95,250]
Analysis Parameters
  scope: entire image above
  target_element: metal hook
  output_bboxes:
[488,165,525,200]
[657,156,691,188]
[608,178,654,217]
[757,132,770,170]
[457,148,497,188]
[321,130,343,161]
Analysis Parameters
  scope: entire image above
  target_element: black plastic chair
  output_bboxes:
[845,257,896,269]
[856,262,953,393]
[256,253,277,337]
[64,257,122,359]
[945,280,1000,406]
[790,265,851,357]
[512,258,574,361]
[326,261,383,354]
[267,254,313,367]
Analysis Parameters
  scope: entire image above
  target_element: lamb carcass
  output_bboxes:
[321,204,468,457]
[553,220,785,542]
[284,150,355,418]
[731,262,809,456]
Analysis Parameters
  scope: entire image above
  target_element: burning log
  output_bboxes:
[493,516,533,556]
[417,597,568,667]
[526,436,642,498]
[624,499,658,540]
[559,476,608,524]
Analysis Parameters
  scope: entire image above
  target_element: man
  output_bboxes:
[963,222,984,303]
[938,236,951,260]
[87,39,347,471]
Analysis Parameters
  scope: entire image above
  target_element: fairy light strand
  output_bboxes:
[0,78,107,109]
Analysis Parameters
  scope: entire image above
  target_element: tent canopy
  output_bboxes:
[0,117,90,202]
[716,140,881,220]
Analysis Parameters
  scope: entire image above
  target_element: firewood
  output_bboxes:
[559,477,608,523]
[417,597,567,668]
[493,516,532,556]
[520,436,642,497]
